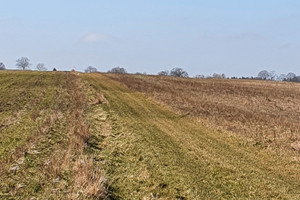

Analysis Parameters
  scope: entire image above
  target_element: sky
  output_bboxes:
[0,0,299,77]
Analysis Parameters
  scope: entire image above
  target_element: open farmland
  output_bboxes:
[0,71,106,199]
[107,74,300,153]
[1,71,300,199]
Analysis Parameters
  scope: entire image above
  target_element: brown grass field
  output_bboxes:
[1,71,300,199]
[107,74,300,153]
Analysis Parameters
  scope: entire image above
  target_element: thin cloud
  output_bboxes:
[79,33,108,44]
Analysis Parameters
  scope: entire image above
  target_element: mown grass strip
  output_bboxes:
[83,73,300,199]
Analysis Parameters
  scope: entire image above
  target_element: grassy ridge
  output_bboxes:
[1,71,300,199]
[107,74,300,153]
[84,73,300,199]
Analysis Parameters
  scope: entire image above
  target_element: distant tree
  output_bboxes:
[108,67,127,74]
[269,70,277,80]
[212,73,226,79]
[36,63,47,71]
[257,70,270,80]
[241,76,250,79]
[170,67,189,78]
[0,62,5,70]
[158,70,169,76]
[135,72,147,75]
[53,68,57,71]
[16,57,31,70]
[286,72,296,81]
[195,74,205,79]
[291,76,300,82]
[85,66,98,73]
[277,74,287,81]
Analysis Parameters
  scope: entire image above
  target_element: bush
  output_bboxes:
[170,68,189,78]
[0,62,5,70]
[158,70,169,76]
[108,67,127,74]
[85,66,98,73]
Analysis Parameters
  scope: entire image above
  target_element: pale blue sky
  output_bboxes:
[0,0,299,76]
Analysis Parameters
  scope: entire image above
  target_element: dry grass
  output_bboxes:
[64,74,107,199]
[107,74,300,153]
[72,155,106,199]
[82,73,300,199]
[0,71,108,199]
[3,71,300,199]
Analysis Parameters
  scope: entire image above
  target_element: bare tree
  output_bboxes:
[170,67,189,78]
[212,73,226,79]
[85,66,98,73]
[108,67,127,74]
[212,73,220,78]
[195,74,205,79]
[158,70,169,76]
[135,72,147,75]
[257,70,270,80]
[36,63,47,71]
[16,57,31,70]
[269,70,277,80]
[277,74,287,81]
[286,72,296,81]
[292,76,300,82]
[0,62,5,70]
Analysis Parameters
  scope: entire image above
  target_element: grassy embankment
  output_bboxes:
[84,73,300,199]
[1,71,300,199]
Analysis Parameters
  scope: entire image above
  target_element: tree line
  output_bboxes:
[256,70,300,82]
[1,58,299,83]
[0,57,51,71]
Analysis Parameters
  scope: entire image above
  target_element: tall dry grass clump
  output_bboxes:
[64,74,107,199]
[41,74,107,199]
[72,155,106,199]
